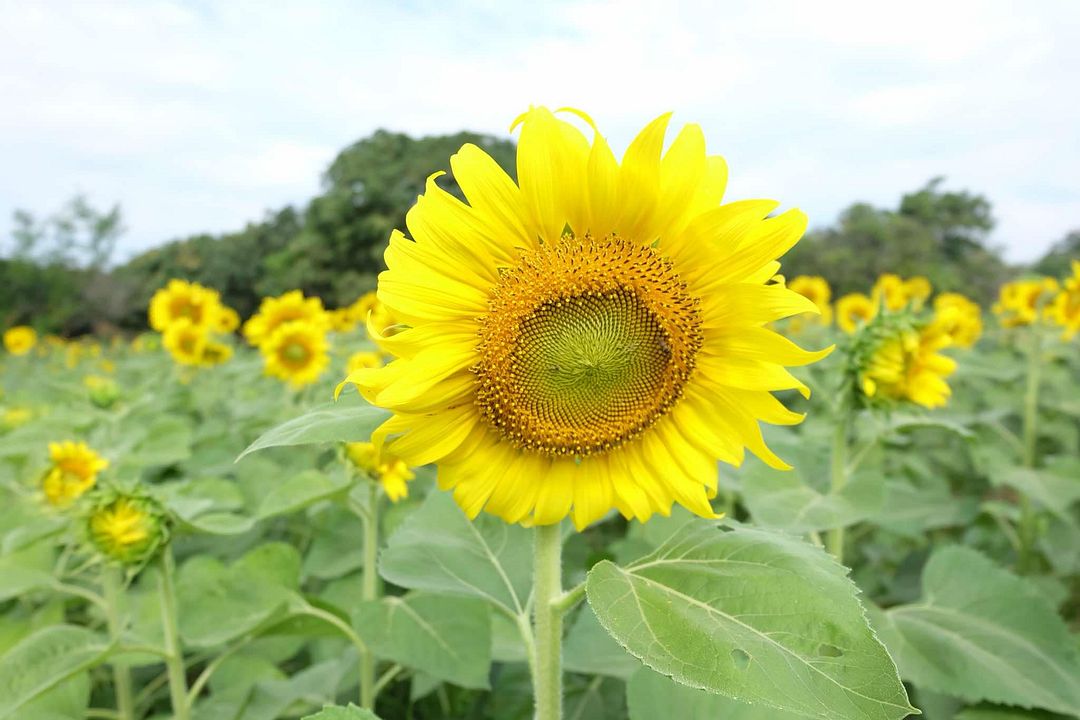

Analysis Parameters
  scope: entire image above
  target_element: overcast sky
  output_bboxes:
[1,0,1078,263]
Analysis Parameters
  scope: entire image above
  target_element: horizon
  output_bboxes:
[2,0,1078,264]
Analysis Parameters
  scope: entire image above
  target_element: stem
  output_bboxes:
[533,523,564,720]
[158,548,190,720]
[360,480,380,710]
[1018,326,1044,572]
[825,407,851,563]
[102,568,134,720]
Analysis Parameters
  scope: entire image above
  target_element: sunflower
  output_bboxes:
[836,293,876,334]
[262,320,330,387]
[42,441,109,507]
[345,441,416,502]
[786,275,833,327]
[3,326,37,355]
[902,276,932,309]
[162,318,209,366]
[215,306,241,334]
[931,292,982,348]
[872,274,908,312]
[993,278,1059,328]
[339,107,831,529]
[1049,261,1080,339]
[329,308,359,333]
[859,325,956,409]
[347,350,385,375]
[200,340,233,366]
[87,494,167,565]
[242,290,330,347]
[148,279,222,331]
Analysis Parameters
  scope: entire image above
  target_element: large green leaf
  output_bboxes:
[354,592,492,689]
[628,667,808,720]
[0,564,54,603]
[742,459,885,534]
[237,397,390,460]
[380,492,532,618]
[562,603,642,680]
[871,547,1080,716]
[255,468,353,519]
[586,520,914,720]
[0,625,112,719]
[302,705,381,719]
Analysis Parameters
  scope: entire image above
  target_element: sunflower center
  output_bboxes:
[282,341,310,365]
[474,233,702,457]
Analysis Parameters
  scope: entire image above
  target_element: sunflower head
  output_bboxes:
[345,441,415,502]
[86,492,168,566]
[84,375,121,409]
[148,279,222,332]
[1049,261,1080,340]
[993,277,1059,328]
[786,275,834,327]
[243,291,330,347]
[902,276,933,309]
[262,320,330,388]
[836,293,877,334]
[931,292,983,348]
[200,340,233,366]
[851,312,956,409]
[215,306,241,334]
[340,106,832,529]
[347,350,385,375]
[163,318,209,366]
[3,326,37,356]
[42,441,109,507]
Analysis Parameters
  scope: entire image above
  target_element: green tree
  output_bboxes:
[1033,229,1080,278]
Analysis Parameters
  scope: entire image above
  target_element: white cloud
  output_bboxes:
[0,0,1078,263]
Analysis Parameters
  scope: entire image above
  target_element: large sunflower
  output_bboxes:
[341,107,831,530]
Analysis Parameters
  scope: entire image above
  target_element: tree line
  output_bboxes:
[1,129,1073,335]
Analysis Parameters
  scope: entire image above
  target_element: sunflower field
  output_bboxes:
[1,109,1079,720]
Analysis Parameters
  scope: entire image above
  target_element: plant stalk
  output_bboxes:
[533,522,564,720]
[360,480,380,709]
[158,548,190,720]
[103,567,134,720]
[825,406,851,563]
[1018,326,1044,572]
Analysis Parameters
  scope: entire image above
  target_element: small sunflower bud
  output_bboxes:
[84,375,121,409]
[87,493,169,566]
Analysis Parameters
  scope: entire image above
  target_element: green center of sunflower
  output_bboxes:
[283,342,310,365]
[474,233,701,458]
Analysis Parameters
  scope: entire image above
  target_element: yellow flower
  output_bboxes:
[200,340,233,366]
[345,441,416,502]
[262,320,330,388]
[347,291,379,324]
[328,308,358,333]
[872,274,908,312]
[215,306,241,334]
[786,276,833,327]
[931,293,983,348]
[84,375,120,409]
[836,293,876,334]
[243,290,330,347]
[42,441,109,507]
[902,276,932,309]
[860,325,956,409]
[1049,261,1080,339]
[3,326,37,355]
[87,494,167,565]
[346,350,385,375]
[338,107,832,530]
[148,279,222,331]
[162,318,209,366]
[993,277,1059,328]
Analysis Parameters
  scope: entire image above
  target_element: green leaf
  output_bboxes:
[871,547,1080,716]
[0,625,112,720]
[302,704,381,719]
[0,565,54,603]
[628,667,807,720]
[355,592,492,689]
[237,397,390,460]
[954,707,1073,720]
[380,492,532,618]
[563,603,641,680]
[256,469,353,519]
[586,520,914,720]
[993,462,1080,521]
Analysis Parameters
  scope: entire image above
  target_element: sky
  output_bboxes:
[1,0,1078,263]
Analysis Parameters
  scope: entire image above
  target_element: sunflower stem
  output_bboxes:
[825,404,852,564]
[1017,325,1044,573]
[360,480,380,709]
[532,522,564,720]
[158,547,191,720]
[102,567,134,720]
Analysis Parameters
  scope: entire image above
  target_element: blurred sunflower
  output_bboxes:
[836,293,876,334]
[215,306,241,334]
[87,494,168,565]
[340,107,831,529]
[786,275,833,327]
[3,326,37,356]
[148,279,222,331]
[345,441,415,502]
[329,308,359,333]
[872,274,908,311]
[931,292,982,348]
[860,324,956,409]
[347,350,385,374]
[42,441,109,507]
[993,278,1059,328]
[162,319,209,366]
[902,276,932,309]
[263,320,330,387]
[243,290,330,347]
[1049,261,1080,339]
[200,340,233,366]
